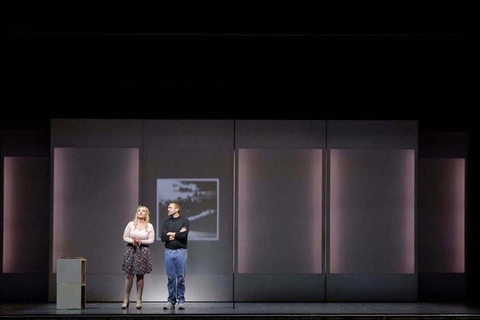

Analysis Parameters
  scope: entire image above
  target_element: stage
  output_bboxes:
[1,302,479,319]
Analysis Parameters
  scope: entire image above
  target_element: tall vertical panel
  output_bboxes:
[238,149,323,274]
[329,149,415,274]
[52,148,139,274]
[418,159,465,273]
[418,132,468,301]
[1,130,50,301]
[50,119,143,302]
[3,157,50,273]
[326,120,418,301]
[235,120,326,301]
[143,120,234,302]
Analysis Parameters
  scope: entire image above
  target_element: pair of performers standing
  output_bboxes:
[121,203,190,310]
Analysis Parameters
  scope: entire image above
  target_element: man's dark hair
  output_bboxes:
[171,202,181,212]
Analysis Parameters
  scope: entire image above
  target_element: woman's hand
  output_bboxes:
[180,227,187,233]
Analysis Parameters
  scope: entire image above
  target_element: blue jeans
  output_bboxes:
[165,248,187,304]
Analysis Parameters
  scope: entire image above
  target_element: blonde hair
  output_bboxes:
[133,205,150,229]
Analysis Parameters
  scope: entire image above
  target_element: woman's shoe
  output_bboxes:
[136,301,142,309]
[121,300,129,309]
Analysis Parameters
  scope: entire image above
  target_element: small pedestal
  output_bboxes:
[56,258,86,309]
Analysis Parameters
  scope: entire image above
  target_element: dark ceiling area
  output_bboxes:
[7,6,471,132]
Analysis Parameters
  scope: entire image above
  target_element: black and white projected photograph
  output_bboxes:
[157,179,219,241]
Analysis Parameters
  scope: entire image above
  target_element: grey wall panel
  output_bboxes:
[144,148,233,274]
[235,274,325,302]
[238,149,323,274]
[418,132,468,302]
[144,147,233,301]
[143,119,234,302]
[327,121,418,149]
[1,130,50,156]
[1,130,50,302]
[50,119,143,302]
[52,148,139,275]
[52,273,235,302]
[326,120,418,302]
[419,132,468,158]
[184,274,234,301]
[0,274,48,301]
[327,275,417,301]
[235,120,326,149]
[51,119,143,148]
[329,149,415,274]
[418,159,465,273]
[82,274,232,302]
[234,121,326,301]
[418,274,466,301]
[144,120,234,149]
[143,119,234,301]
[3,157,50,273]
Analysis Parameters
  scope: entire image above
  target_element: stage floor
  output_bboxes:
[1,302,480,318]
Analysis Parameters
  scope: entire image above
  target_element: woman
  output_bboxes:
[121,205,155,309]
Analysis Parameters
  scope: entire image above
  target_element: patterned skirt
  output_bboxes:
[122,244,153,275]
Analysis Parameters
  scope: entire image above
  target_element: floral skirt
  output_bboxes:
[122,244,152,275]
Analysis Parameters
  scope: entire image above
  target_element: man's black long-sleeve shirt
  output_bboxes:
[160,215,190,249]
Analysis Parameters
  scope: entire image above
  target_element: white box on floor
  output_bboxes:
[56,258,86,309]
[56,284,86,309]
[57,258,86,284]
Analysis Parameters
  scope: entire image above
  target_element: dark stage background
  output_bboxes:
[3,5,477,305]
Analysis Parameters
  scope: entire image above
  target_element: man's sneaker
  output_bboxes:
[178,302,185,310]
[163,302,175,310]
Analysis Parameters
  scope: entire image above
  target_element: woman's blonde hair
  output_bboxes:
[133,205,150,229]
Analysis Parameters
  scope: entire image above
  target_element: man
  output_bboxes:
[160,202,190,310]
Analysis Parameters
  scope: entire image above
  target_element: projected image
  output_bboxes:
[157,179,219,241]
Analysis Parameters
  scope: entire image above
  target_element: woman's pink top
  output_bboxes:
[123,221,155,245]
